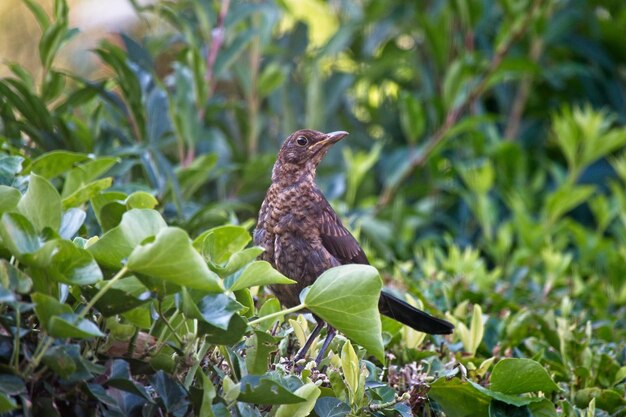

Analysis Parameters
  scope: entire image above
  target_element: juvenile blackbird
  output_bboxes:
[254,129,453,361]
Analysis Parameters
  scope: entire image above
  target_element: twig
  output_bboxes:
[376,0,545,211]
[367,392,411,412]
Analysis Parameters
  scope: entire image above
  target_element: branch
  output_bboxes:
[376,0,545,211]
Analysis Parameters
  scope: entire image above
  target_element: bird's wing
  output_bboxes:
[317,194,369,265]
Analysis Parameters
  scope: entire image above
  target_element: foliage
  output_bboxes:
[1,0,626,416]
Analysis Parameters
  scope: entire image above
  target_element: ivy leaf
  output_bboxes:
[238,375,305,405]
[490,359,560,395]
[87,209,167,269]
[0,213,42,257]
[181,290,242,330]
[275,383,320,417]
[304,264,384,361]
[17,174,61,232]
[245,331,279,375]
[127,227,222,292]
[48,313,105,339]
[225,261,295,291]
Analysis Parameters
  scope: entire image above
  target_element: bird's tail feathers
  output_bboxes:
[378,291,454,335]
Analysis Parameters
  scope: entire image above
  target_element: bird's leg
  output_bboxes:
[314,326,336,365]
[293,320,325,362]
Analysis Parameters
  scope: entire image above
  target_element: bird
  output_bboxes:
[254,129,453,362]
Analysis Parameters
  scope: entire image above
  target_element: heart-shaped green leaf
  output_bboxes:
[490,358,560,395]
[225,261,295,291]
[127,227,222,292]
[17,173,61,232]
[304,264,384,361]
[88,209,167,269]
[48,313,105,339]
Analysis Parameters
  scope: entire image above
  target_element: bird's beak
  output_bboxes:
[317,131,349,147]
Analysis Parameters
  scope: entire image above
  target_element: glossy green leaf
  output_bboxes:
[491,359,560,395]
[275,383,320,417]
[0,212,41,257]
[195,225,251,265]
[128,227,222,292]
[88,209,167,269]
[0,259,32,293]
[225,261,295,291]
[488,401,532,417]
[31,239,102,285]
[62,177,113,209]
[59,208,86,240]
[238,375,305,405]
[17,173,61,232]
[82,276,151,316]
[181,290,242,329]
[32,292,72,332]
[48,313,105,339]
[62,157,118,198]
[90,191,128,230]
[0,156,23,187]
[43,345,78,378]
[126,191,158,209]
[0,186,21,215]
[28,151,89,179]
[198,313,247,345]
[220,246,265,276]
[313,397,351,417]
[428,377,491,417]
[304,264,384,361]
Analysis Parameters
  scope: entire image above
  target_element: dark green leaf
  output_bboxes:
[488,401,531,417]
[32,292,73,332]
[150,371,189,414]
[245,331,278,375]
[48,313,105,339]
[198,313,247,345]
[181,291,242,330]
[238,375,305,405]
[42,345,78,378]
[429,377,491,417]
[313,397,351,417]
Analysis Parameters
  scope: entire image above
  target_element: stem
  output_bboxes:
[248,303,305,326]
[367,392,411,412]
[79,266,129,320]
[157,301,185,347]
[11,307,20,370]
[376,0,545,211]
[24,266,128,378]
[184,337,210,390]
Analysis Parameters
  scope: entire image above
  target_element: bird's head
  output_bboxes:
[272,129,349,185]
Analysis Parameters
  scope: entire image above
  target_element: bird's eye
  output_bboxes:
[296,136,308,146]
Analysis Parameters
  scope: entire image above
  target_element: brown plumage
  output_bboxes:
[254,129,453,359]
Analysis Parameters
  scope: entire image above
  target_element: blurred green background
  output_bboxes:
[2,0,626,413]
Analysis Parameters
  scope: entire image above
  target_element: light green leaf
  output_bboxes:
[28,151,89,179]
[127,227,222,292]
[62,177,113,209]
[225,261,295,291]
[275,383,320,417]
[0,212,42,257]
[428,377,492,417]
[220,246,265,276]
[304,264,384,361]
[62,157,118,198]
[30,239,102,285]
[490,358,560,395]
[341,340,359,404]
[126,191,158,209]
[88,209,167,269]
[195,225,251,265]
[0,186,21,215]
[17,173,61,232]
[468,304,484,356]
